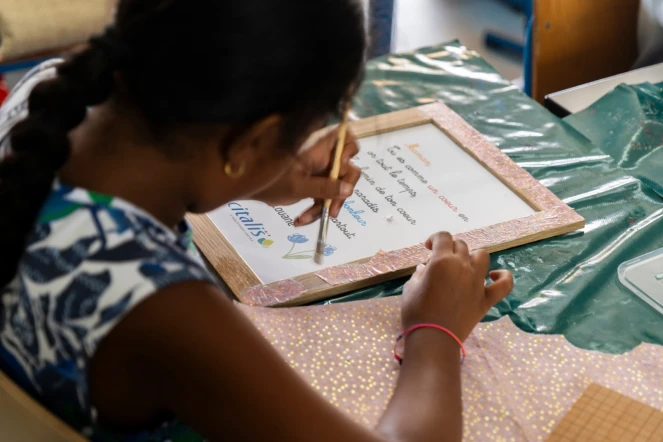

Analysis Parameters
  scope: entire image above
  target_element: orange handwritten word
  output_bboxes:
[407,144,431,167]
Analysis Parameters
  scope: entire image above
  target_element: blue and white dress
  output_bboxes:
[0,62,212,441]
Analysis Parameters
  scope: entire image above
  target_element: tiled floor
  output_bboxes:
[393,0,525,80]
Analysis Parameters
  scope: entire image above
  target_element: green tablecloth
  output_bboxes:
[565,81,663,198]
[327,41,663,354]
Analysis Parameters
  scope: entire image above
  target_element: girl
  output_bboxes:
[0,1,513,441]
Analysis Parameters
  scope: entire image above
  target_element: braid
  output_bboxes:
[0,29,121,288]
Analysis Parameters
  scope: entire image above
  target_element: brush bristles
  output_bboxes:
[314,239,325,264]
[314,207,330,264]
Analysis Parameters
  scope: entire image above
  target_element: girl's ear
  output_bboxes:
[223,114,284,172]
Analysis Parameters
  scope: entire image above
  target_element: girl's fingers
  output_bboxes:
[292,131,359,224]
[342,132,359,160]
[291,176,353,201]
[329,164,361,216]
[470,249,490,279]
[453,240,470,258]
[484,270,514,306]
[294,202,323,226]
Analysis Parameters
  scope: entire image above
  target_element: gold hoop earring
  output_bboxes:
[224,162,246,179]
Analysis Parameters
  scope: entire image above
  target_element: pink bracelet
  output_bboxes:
[393,323,467,365]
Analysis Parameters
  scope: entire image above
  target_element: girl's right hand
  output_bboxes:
[401,232,513,341]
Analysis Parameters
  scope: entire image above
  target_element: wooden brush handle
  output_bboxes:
[324,103,351,211]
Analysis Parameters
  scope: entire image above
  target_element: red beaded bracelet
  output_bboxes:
[393,323,467,364]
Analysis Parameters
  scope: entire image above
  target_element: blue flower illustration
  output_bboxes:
[283,234,312,259]
[287,233,309,244]
[282,238,336,260]
[323,244,337,256]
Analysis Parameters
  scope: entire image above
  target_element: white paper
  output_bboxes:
[207,124,535,284]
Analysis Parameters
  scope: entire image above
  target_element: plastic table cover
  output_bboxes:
[565,81,663,198]
[324,40,663,355]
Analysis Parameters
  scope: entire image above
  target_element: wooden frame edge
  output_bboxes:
[273,207,584,307]
[188,214,260,295]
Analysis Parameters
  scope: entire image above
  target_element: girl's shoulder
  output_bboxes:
[19,181,213,317]
[1,181,213,434]
[27,181,212,285]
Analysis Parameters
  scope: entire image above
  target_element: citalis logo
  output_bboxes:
[227,202,274,247]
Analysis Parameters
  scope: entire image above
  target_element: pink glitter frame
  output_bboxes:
[193,103,585,307]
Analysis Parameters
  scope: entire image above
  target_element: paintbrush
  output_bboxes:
[314,102,351,265]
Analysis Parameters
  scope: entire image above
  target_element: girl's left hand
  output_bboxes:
[254,128,361,226]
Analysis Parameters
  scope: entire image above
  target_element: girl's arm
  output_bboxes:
[89,233,512,442]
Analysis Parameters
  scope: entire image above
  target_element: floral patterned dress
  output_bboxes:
[0,63,211,441]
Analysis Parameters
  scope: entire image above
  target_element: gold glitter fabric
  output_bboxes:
[236,297,663,441]
[315,243,430,285]
[240,279,307,307]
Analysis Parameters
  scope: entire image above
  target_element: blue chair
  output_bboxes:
[0,57,50,75]
[523,14,533,97]
[484,0,533,96]
[485,0,532,54]
[368,0,395,59]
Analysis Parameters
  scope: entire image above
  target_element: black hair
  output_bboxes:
[0,0,366,288]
